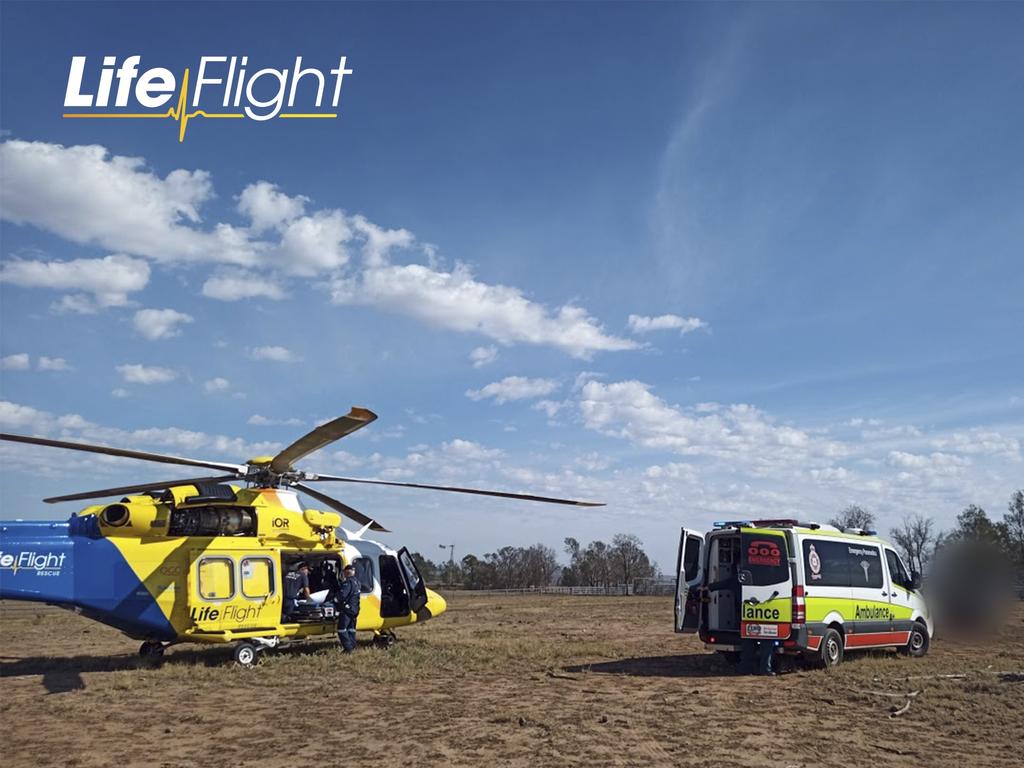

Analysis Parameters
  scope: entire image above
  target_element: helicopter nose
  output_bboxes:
[424,588,447,618]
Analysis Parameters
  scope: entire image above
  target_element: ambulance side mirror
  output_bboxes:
[908,571,922,591]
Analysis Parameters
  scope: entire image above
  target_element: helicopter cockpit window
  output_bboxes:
[353,557,374,593]
[198,556,235,600]
[241,557,274,599]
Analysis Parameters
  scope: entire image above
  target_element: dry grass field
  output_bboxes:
[1,594,1021,768]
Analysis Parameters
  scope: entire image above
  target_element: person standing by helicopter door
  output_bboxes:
[335,563,361,653]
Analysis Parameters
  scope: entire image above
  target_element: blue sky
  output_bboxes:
[1,2,1022,570]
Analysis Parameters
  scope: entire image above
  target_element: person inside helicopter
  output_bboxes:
[283,561,312,620]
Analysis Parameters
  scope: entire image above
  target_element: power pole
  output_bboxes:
[439,543,455,586]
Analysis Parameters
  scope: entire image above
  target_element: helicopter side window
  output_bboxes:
[198,556,235,600]
[398,549,423,592]
[241,557,274,599]
[353,557,374,593]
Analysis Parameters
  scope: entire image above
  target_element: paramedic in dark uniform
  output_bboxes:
[335,562,361,653]
[283,561,311,620]
[703,573,775,676]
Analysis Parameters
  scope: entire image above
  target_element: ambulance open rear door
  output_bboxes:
[738,530,793,641]
[674,528,705,633]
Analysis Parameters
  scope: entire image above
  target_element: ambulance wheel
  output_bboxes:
[139,641,165,661]
[819,627,844,668]
[234,642,258,668]
[901,622,930,657]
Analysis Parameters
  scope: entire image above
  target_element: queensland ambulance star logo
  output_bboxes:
[808,543,822,580]
[63,55,353,142]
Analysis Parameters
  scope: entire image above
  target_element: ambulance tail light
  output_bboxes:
[792,584,806,625]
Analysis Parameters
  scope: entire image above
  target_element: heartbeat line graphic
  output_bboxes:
[63,68,337,142]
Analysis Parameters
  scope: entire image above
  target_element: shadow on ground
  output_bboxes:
[565,653,745,678]
[0,637,348,691]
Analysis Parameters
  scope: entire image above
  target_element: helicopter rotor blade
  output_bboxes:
[43,475,243,504]
[269,407,377,474]
[291,481,389,533]
[0,433,248,474]
[306,474,605,507]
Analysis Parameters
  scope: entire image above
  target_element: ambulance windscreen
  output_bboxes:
[741,533,789,585]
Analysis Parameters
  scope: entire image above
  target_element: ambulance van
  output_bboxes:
[674,520,933,667]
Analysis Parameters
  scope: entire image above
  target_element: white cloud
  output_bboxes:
[248,414,304,427]
[237,181,308,233]
[466,376,560,404]
[533,399,570,418]
[627,314,707,334]
[469,345,499,368]
[847,417,883,427]
[0,399,280,474]
[887,451,971,471]
[133,308,194,340]
[809,466,851,483]
[644,462,699,482]
[111,388,130,398]
[201,271,287,301]
[38,356,72,371]
[930,429,1021,460]
[277,210,352,276]
[351,214,414,268]
[0,140,258,266]
[0,254,150,312]
[331,262,636,359]
[116,363,177,384]
[1,353,30,370]
[578,379,832,465]
[248,345,300,363]
[204,377,231,393]
[440,438,504,461]
[3,139,633,358]
[364,438,506,481]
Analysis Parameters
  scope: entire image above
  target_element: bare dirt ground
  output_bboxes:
[1,594,1021,768]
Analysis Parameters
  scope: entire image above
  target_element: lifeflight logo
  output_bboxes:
[63,55,353,142]
[0,550,67,576]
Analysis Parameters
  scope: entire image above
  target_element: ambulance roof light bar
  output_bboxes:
[712,519,822,530]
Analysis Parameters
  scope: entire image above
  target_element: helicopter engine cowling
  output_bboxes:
[100,504,130,527]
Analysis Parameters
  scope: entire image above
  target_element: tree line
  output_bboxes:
[830,489,1024,576]
[410,533,660,590]
[409,489,1024,590]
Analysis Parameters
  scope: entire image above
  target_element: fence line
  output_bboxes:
[440,582,676,597]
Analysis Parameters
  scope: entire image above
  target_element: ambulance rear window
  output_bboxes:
[741,533,789,585]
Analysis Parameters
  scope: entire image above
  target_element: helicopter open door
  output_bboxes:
[376,548,427,618]
[398,547,428,613]
[674,528,705,633]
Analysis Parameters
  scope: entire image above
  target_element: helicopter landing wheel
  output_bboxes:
[139,641,165,664]
[373,631,397,649]
[234,642,258,668]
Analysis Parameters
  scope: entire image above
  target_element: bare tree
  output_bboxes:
[1004,490,1024,567]
[890,512,936,574]
[829,504,875,531]
[610,534,656,584]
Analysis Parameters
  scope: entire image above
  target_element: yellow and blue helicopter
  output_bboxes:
[0,408,599,665]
